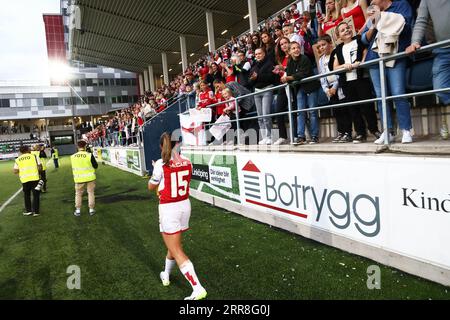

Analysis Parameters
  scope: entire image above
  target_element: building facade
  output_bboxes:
[0,0,138,123]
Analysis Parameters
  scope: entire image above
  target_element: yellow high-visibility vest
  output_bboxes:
[31,150,46,171]
[52,148,59,159]
[70,151,96,183]
[15,154,40,183]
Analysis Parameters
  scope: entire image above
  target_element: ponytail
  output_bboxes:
[160,132,177,164]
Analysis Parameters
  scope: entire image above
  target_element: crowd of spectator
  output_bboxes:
[85,0,449,147]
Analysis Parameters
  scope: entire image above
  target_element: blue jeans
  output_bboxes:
[369,59,412,130]
[433,47,450,105]
[296,88,319,138]
[254,89,274,140]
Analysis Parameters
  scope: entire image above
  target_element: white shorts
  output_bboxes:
[159,199,191,235]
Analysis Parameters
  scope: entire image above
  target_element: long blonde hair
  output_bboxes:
[325,0,345,22]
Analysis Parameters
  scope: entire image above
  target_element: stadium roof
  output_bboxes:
[69,0,295,76]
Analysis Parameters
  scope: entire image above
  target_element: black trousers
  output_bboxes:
[40,170,47,191]
[330,94,352,135]
[22,180,40,214]
[53,159,59,168]
[343,78,379,136]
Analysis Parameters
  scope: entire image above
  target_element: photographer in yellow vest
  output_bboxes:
[32,144,47,193]
[13,145,42,217]
[51,146,59,169]
[70,140,98,217]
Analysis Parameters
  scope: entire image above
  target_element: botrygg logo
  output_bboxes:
[242,160,381,238]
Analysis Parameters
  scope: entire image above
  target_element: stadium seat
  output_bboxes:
[406,55,436,108]
[406,56,434,92]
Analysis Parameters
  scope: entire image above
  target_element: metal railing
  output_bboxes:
[90,91,197,148]
[182,39,450,146]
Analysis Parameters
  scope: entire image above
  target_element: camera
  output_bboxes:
[35,180,44,192]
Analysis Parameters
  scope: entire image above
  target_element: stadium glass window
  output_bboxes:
[103,79,110,86]
[97,79,104,86]
[87,96,99,104]
[121,96,129,103]
[43,98,59,106]
[115,79,121,86]
[86,79,93,86]
[0,99,10,108]
[122,79,132,86]
[99,96,106,104]
[52,135,73,146]
[75,97,85,105]
[79,79,86,86]
[131,79,137,86]
[111,97,117,104]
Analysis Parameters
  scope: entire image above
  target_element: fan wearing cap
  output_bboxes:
[70,140,98,217]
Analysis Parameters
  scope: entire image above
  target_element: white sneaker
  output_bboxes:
[273,138,288,145]
[374,131,395,145]
[265,138,273,145]
[258,138,268,145]
[23,212,33,216]
[89,209,96,216]
[160,271,170,287]
[184,287,207,300]
[401,130,413,144]
[74,210,81,217]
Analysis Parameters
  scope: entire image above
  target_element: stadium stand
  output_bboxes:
[77,0,448,149]
[0,138,44,160]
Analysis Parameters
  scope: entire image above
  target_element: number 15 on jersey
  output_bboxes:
[171,170,190,198]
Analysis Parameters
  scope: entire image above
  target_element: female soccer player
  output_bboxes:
[148,132,207,300]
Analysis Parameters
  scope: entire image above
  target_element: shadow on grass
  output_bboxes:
[33,266,53,299]
[59,188,147,205]
[100,212,162,282]
[0,279,18,299]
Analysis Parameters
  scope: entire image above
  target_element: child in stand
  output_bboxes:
[332,21,380,143]
[315,34,352,143]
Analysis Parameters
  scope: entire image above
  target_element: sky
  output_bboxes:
[0,0,61,84]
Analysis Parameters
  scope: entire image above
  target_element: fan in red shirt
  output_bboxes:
[214,87,226,117]
[319,0,343,36]
[341,0,368,33]
[196,80,217,110]
[148,132,207,300]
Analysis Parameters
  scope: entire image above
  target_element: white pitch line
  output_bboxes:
[0,188,22,213]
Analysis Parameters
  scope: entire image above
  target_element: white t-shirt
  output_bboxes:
[342,39,358,81]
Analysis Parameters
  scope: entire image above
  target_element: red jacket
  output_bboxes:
[214,91,226,115]
[197,89,216,109]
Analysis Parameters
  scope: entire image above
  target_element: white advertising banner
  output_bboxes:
[179,113,207,146]
[93,147,144,176]
[209,166,232,189]
[234,152,450,270]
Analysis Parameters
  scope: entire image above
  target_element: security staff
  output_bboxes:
[13,145,42,217]
[51,146,59,169]
[32,145,47,193]
[70,140,98,217]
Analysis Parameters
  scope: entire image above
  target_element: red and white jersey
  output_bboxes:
[149,154,192,204]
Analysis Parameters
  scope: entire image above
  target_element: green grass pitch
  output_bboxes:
[0,158,448,299]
